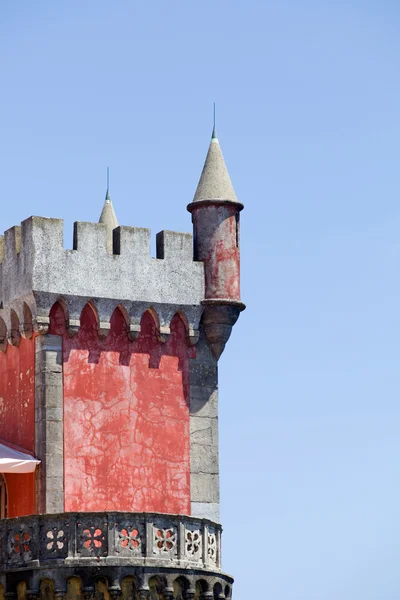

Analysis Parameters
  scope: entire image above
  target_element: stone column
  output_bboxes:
[35,334,64,513]
[189,330,220,523]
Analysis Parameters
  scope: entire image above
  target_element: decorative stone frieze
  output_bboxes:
[0,513,231,600]
[0,512,222,571]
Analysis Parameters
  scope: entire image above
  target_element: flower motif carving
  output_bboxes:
[46,528,66,551]
[10,530,31,554]
[208,533,216,563]
[186,530,202,557]
[81,527,104,550]
[119,528,141,551]
[153,528,176,553]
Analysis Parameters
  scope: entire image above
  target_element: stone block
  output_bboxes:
[189,363,218,388]
[190,417,215,446]
[190,473,220,503]
[190,388,218,417]
[191,502,220,523]
[191,443,219,474]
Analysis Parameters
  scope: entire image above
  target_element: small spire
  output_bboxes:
[105,167,110,200]
[99,167,119,253]
[212,102,217,139]
[192,124,240,205]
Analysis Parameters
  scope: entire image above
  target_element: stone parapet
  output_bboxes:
[0,512,222,571]
[0,217,204,337]
[0,216,205,348]
[0,512,232,599]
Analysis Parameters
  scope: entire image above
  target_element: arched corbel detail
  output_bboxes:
[116,303,131,336]
[20,302,33,339]
[48,300,69,336]
[148,575,167,600]
[39,578,55,600]
[146,306,168,343]
[65,577,82,600]
[9,309,20,346]
[0,317,7,353]
[93,577,111,600]
[65,297,86,337]
[176,310,199,346]
[212,583,225,600]
[196,580,211,600]
[223,585,231,600]
[86,300,108,338]
[120,577,137,600]
[173,576,192,600]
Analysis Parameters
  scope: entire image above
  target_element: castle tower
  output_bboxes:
[0,128,244,600]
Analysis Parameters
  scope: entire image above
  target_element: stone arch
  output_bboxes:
[121,577,137,600]
[146,306,162,338]
[9,309,20,346]
[148,576,165,600]
[173,577,190,600]
[40,579,55,600]
[85,300,101,327]
[212,583,224,600]
[110,305,129,336]
[116,303,130,331]
[49,301,68,336]
[64,577,82,600]
[175,310,191,343]
[195,580,209,600]
[223,585,231,600]
[78,302,100,336]
[21,302,33,338]
[0,316,7,352]
[17,581,27,600]
[94,577,110,600]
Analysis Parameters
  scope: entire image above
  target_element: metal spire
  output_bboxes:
[105,166,110,200]
[212,103,217,139]
[99,166,118,253]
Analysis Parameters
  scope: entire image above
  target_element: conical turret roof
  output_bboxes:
[99,189,119,253]
[191,130,241,207]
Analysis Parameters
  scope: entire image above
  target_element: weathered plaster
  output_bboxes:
[52,304,193,514]
[0,336,35,452]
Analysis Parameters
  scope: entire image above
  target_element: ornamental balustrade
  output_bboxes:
[0,512,221,571]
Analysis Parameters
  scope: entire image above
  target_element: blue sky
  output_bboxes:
[1,1,400,598]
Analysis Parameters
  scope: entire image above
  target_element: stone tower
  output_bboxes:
[0,128,244,600]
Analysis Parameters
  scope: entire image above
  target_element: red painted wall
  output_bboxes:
[5,472,35,517]
[193,204,240,301]
[0,336,36,517]
[0,337,35,452]
[51,304,193,514]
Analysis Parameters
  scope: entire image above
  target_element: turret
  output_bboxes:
[0,127,243,600]
[187,127,245,358]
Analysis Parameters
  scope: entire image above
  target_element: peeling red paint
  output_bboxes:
[0,337,36,517]
[193,205,240,301]
[50,303,193,514]
[0,337,35,452]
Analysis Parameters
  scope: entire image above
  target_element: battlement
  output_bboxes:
[0,216,204,343]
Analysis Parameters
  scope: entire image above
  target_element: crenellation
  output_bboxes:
[4,226,21,259]
[73,221,108,254]
[113,225,151,257]
[156,230,193,261]
[0,217,205,323]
